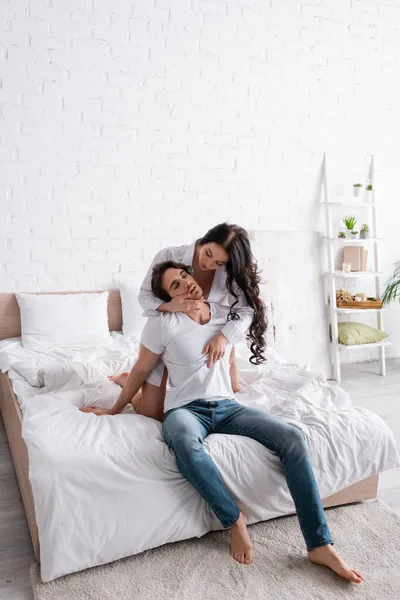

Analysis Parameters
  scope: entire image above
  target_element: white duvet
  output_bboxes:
[0,334,398,582]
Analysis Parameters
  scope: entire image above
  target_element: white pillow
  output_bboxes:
[16,292,111,350]
[118,282,146,341]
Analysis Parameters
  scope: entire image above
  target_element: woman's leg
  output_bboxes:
[108,372,129,387]
[109,364,167,422]
[229,347,240,393]
[138,368,168,422]
[215,402,362,582]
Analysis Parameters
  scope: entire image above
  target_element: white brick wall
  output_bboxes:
[1,0,400,361]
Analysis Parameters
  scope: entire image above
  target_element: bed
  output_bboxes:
[0,291,398,583]
[0,290,124,562]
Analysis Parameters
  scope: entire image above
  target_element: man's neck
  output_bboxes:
[185,301,210,324]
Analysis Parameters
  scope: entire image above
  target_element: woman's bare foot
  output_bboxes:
[108,372,129,388]
[230,513,253,565]
[230,377,240,393]
[308,545,363,583]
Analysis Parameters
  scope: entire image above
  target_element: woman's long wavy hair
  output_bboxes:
[198,223,267,364]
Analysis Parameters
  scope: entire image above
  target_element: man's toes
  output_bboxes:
[345,569,361,583]
[234,553,244,564]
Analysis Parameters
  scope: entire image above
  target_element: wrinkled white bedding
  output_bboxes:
[0,335,398,582]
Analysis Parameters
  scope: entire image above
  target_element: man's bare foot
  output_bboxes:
[108,372,129,388]
[308,545,363,583]
[230,513,253,565]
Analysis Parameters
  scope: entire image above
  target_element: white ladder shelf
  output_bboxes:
[322,155,388,382]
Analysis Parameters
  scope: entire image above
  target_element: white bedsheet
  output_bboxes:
[0,335,398,582]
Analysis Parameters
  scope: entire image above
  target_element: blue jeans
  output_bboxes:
[163,399,333,551]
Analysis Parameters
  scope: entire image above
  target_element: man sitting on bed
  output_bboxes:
[82,261,363,584]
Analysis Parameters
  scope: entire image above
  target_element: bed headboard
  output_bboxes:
[0,291,122,341]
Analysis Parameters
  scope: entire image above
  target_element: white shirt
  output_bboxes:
[138,242,254,345]
[140,304,235,412]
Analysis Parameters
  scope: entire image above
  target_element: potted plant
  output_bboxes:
[342,215,358,238]
[366,184,373,192]
[382,262,400,305]
[360,223,370,239]
[353,183,362,197]
[338,231,346,239]
[350,230,359,240]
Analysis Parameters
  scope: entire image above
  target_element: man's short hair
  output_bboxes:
[151,261,193,303]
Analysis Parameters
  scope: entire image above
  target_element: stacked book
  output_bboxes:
[343,246,368,271]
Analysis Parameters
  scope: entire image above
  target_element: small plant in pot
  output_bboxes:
[350,230,359,240]
[366,184,373,192]
[353,183,362,197]
[342,215,358,238]
[338,231,346,239]
[360,223,370,239]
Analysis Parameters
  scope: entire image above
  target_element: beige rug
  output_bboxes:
[30,500,400,600]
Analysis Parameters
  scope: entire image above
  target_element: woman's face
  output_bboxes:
[198,242,229,271]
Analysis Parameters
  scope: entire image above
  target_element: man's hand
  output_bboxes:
[80,407,113,416]
[165,294,204,313]
[203,333,228,368]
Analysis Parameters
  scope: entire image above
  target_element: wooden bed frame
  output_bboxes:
[0,291,379,563]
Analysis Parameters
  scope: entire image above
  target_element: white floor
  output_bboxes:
[0,360,399,600]
[338,360,400,513]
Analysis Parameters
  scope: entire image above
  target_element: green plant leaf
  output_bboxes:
[381,262,400,305]
[343,215,358,230]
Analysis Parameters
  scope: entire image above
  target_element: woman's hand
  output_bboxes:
[80,407,113,416]
[163,294,203,313]
[203,333,228,368]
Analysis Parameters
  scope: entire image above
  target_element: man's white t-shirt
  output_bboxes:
[140,304,235,413]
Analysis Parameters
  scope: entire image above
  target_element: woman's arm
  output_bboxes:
[202,307,254,367]
[203,280,254,367]
[210,272,255,346]
[221,306,254,345]
[138,246,201,314]
[138,249,169,316]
